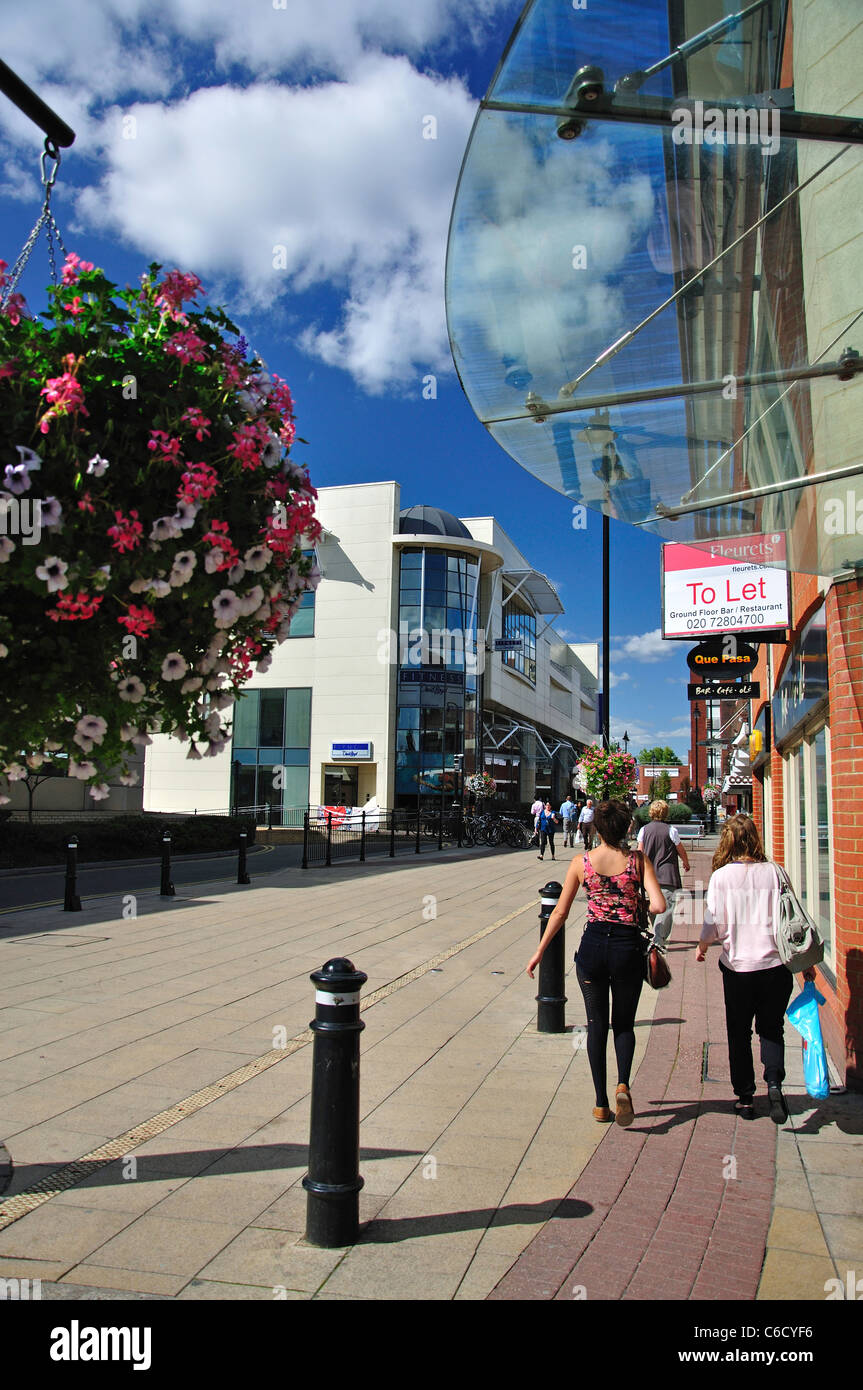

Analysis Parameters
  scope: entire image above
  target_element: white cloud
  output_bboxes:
[609,671,631,688]
[1,0,517,394]
[616,628,678,663]
[73,57,478,392]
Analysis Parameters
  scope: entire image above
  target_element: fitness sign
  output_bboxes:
[661,535,790,640]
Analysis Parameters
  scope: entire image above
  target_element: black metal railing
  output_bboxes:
[301,808,533,868]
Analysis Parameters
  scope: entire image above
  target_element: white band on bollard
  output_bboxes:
[315,989,360,1006]
[540,897,560,907]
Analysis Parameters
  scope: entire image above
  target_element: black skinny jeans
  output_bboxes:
[575,921,644,1109]
[539,828,556,857]
[719,960,794,1099]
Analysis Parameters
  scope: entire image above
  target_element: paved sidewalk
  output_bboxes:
[0,843,859,1301]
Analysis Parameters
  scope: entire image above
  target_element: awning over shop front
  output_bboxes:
[446,0,863,577]
[501,567,564,615]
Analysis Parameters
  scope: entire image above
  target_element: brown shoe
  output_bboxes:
[592,1107,612,1123]
[615,1084,634,1126]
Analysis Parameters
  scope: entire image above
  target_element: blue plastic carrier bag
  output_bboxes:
[786,981,830,1100]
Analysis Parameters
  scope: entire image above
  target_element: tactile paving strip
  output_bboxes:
[0,898,535,1231]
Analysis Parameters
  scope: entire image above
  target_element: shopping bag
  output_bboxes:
[786,980,830,1100]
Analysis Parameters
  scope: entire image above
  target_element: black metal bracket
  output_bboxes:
[0,58,75,147]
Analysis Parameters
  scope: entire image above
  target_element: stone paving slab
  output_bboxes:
[0,842,859,1301]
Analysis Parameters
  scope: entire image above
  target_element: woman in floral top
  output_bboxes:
[527,800,665,1125]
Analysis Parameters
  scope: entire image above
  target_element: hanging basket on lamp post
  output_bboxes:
[576,745,638,803]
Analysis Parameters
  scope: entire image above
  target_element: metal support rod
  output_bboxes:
[0,59,76,147]
[415,797,421,854]
[63,836,81,912]
[303,957,367,1248]
[325,813,332,868]
[360,809,366,864]
[237,831,251,885]
[302,810,309,870]
[389,810,395,859]
[160,833,175,898]
[536,881,566,1032]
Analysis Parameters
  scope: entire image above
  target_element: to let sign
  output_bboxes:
[663,536,790,638]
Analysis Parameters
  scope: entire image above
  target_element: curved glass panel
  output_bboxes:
[447,0,863,576]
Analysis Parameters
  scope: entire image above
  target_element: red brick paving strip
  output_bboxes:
[489,848,777,1301]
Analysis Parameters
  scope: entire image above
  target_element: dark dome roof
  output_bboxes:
[398,505,472,539]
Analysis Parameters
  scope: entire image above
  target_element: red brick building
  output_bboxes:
[748,573,863,1090]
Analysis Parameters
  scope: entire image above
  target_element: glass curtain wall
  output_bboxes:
[231,688,311,824]
[395,547,481,807]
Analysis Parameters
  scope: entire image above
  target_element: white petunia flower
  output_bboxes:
[118,676,146,703]
[256,652,272,674]
[180,676,203,694]
[204,548,225,574]
[89,782,111,800]
[76,714,107,744]
[26,753,44,769]
[161,652,188,681]
[173,501,199,530]
[73,734,94,753]
[212,589,241,628]
[40,496,63,529]
[228,562,246,585]
[69,759,97,779]
[238,585,265,617]
[86,454,109,477]
[0,643,8,658]
[4,762,26,781]
[35,556,69,591]
[117,771,140,786]
[151,515,183,542]
[186,743,202,760]
[243,545,272,572]
[169,551,196,586]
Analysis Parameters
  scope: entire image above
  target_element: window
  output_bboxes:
[287,549,317,637]
[502,596,537,684]
[783,725,833,967]
[230,687,311,823]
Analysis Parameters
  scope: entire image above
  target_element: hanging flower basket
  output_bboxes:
[576,745,638,802]
[465,771,496,799]
[0,258,319,800]
[702,783,721,804]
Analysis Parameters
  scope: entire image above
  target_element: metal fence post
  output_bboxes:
[326,812,332,867]
[415,806,421,855]
[360,809,366,863]
[63,835,81,912]
[160,832,175,898]
[389,809,395,859]
[536,880,566,1032]
[303,956,367,1248]
[302,810,309,870]
[437,806,443,851]
[237,830,251,885]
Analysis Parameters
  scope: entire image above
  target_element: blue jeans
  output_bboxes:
[575,921,644,1109]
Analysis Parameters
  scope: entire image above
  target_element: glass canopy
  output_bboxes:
[445,0,863,576]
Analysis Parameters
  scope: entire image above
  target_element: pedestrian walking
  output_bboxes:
[636,799,690,947]
[527,800,666,1126]
[559,795,576,847]
[537,801,559,861]
[578,798,596,851]
[696,815,816,1122]
[528,793,543,846]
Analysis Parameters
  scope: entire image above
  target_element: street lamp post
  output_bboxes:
[692,705,702,793]
[576,408,622,760]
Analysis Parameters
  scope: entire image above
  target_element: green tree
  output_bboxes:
[639,746,682,765]
[655,770,671,799]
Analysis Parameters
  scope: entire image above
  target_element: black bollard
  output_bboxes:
[303,957,368,1248]
[536,880,566,1033]
[160,832,175,898]
[237,831,251,885]
[63,835,81,912]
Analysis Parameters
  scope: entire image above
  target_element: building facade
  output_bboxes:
[143,481,599,819]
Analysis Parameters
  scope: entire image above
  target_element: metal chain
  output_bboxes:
[0,139,67,310]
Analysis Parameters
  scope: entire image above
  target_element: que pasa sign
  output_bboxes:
[686,638,758,681]
[662,536,790,639]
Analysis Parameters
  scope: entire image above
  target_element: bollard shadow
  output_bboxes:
[356,1196,593,1245]
[784,1092,863,1137]
[1,1142,425,1199]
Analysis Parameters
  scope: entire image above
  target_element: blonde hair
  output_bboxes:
[712,815,767,871]
[649,799,669,821]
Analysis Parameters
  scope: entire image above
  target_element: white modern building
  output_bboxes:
[143,481,599,819]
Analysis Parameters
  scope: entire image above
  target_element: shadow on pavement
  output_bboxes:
[357,1196,593,1244]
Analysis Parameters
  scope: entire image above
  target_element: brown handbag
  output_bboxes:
[636,851,672,990]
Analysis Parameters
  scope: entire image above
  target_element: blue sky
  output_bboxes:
[0,0,692,760]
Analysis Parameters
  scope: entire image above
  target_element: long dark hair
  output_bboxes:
[712,815,767,871]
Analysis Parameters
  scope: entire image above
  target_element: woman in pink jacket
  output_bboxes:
[697,815,814,1122]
